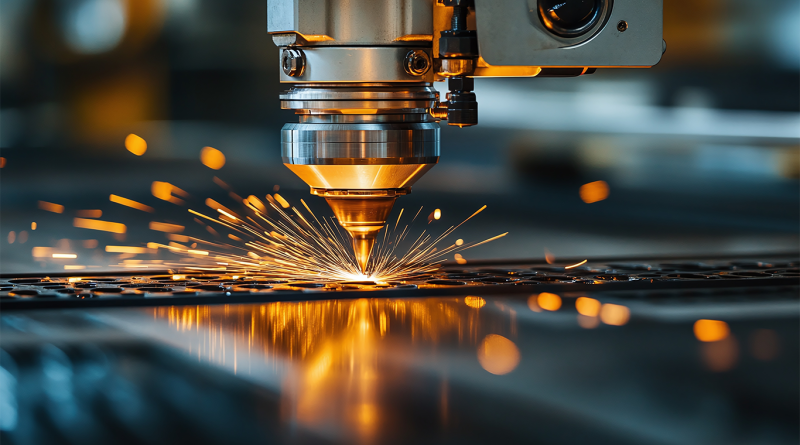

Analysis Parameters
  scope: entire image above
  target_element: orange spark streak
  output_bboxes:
[564,259,588,269]
[149,222,185,233]
[39,201,64,213]
[73,218,126,233]
[110,194,155,212]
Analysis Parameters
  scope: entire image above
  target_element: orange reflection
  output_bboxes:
[693,319,729,342]
[575,297,601,317]
[701,336,739,372]
[579,180,609,203]
[537,293,562,311]
[201,146,226,170]
[464,296,486,309]
[577,315,600,329]
[477,334,520,375]
[599,304,630,326]
[153,298,508,441]
[749,329,780,361]
[527,295,541,312]
[0,157,5,168]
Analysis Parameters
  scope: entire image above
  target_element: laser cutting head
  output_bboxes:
[268,0,663,272]
[280,84,440,273]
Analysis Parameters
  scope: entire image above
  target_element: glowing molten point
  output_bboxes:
[323,196,397,274]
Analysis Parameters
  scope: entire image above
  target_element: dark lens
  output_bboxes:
[538,0,603,37]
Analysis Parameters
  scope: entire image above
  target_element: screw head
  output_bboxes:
[617,20,628,32]
[404,50,431,76]
[282,49,305,77]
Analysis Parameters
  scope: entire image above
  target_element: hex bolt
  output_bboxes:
[404,50,431,76]
[617,20,628,32]
[282,48,305,77]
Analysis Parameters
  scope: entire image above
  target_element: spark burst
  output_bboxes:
[147,190,507,282]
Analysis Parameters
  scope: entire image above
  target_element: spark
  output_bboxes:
[52,253,77,259]
[149,222,185,233]
[580,180,609,204]
[140,191,506,282]
[544,248,555,264]
[31,222,37,230]
[201,146,226,170]
[110,194,155,212]
[218,209,237,220]
[105,246,151,254]
[125,134,147,156]
[273,194,290,209]
[73,218,126,233]
[564,259,588,269]
[152,181,188,204]
[76,209,102,218]
[35,167,506,280]
[39,201,64,214]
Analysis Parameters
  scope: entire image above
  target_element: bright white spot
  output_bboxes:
[63,0,126,54]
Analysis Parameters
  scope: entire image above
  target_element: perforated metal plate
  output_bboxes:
[2,253,797,309]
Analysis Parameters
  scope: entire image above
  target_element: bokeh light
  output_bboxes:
[477,334,520,375]
[579,180,610,203]
[125,134,147,156]
[693,319,729,342]
[537,292,562,311]
[201,146,226,170]
[600,303,630,326]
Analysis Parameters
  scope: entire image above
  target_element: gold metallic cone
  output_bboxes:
[324,196,397,274]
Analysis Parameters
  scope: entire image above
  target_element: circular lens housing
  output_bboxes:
[538,0,604,37]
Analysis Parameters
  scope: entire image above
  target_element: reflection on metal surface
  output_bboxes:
[694,319,730,342]
[464,296,486,309]
[477,334,520,375]
[599,303,630,326]
[153,297,516,441]
[575,296,601,316]
[701,335,739,372]
[749,329,781,361]
[537,292,562,311]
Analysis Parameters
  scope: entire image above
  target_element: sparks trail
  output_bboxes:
[140,184,506,282]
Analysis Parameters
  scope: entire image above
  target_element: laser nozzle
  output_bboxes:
[324,196,397,274]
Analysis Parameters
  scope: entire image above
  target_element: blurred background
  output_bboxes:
[1,0,798,273]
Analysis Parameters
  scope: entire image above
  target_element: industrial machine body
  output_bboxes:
[268,0,664,272]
